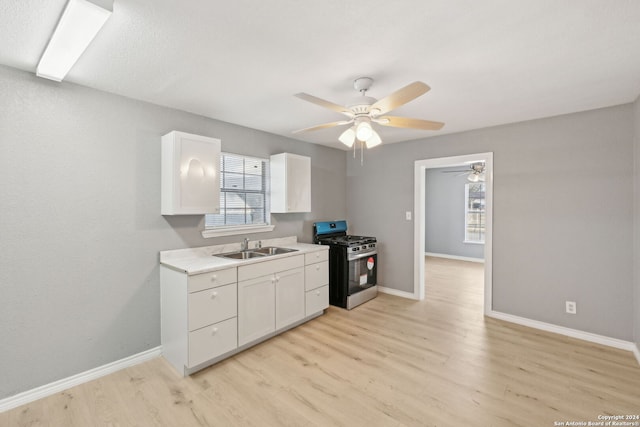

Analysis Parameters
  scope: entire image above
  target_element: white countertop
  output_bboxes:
[159,236,328,275]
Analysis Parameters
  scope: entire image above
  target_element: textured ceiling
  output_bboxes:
[1,0,640,150]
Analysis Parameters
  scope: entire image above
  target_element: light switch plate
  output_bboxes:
[405,211,412,221]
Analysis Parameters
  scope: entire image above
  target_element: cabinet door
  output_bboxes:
[286,155,311,212]
[304,261,328,291]
[161,131,221,215]
[275,267,305,330]
[238,275,275,346]
[270,153,310,213]
[188,283,237,331]
[306,285,329,315]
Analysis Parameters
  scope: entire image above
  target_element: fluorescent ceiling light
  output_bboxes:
[36,0,113,82]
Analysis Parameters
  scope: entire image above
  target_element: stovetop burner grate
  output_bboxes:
[318,235,376,246]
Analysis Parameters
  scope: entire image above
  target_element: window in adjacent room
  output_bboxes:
[205,153,270,230]
[464,182,485,243]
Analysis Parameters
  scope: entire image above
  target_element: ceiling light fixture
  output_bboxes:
[355,121,373,141]
[36,0,113,82]
[365,130,382,149]
[467,162,486,182]
[338,127,356,147]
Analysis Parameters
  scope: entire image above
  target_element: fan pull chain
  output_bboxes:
[360,140,364,166]
[353,141,356,158]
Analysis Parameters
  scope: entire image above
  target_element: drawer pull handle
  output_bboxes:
[316,290,320,296]
[211,291,218,299]
[211,275,218,282]
[211,327,218,335]
[316,265,320,271]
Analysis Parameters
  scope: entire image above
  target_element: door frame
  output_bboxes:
[413,152,493,314]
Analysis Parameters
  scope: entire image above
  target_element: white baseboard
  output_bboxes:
[377,285,419,300]
[0,346,162,413]
[425,252,485,263]
[487,311,636,353]
[634,343,640,366]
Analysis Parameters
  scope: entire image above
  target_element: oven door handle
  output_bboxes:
[348,250,377,261]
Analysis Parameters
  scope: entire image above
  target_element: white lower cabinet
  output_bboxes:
[306,285,329,315]
[161,248,329,376]
[304,251,329,315]
[188,318,237,367]
[238,274,276,346]
[275,267,305,329]
[160,266,238,376]
[238,255,305,346]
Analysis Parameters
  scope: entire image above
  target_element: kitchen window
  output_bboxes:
[464,182,485,243]
[202,153,273,237]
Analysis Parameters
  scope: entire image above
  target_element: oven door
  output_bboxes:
[348,251,377,296]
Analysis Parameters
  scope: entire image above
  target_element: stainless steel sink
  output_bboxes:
[216,250,267,260]
[214,247,298,260]
[251,246,298,256]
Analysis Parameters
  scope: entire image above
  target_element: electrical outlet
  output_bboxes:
[565,301,577,314]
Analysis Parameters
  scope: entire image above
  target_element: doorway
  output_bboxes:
[413,153,493,314]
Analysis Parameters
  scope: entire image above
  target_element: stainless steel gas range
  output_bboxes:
[313,220,377,310]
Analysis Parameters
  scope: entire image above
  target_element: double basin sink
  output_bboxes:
[215,246,298,260]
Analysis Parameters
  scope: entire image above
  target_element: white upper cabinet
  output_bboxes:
[270,153,311,213]
[161,131,221,215]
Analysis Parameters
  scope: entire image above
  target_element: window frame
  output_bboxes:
[201,152,274,238]
[464,182,486,244]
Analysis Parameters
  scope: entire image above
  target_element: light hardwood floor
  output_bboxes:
[2,256,639,426]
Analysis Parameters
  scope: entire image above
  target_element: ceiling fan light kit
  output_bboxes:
[355,120,373,141]
[443,162,486,182]
[365,130,382,148]
[293,76,445,162]
[338,127,356,148]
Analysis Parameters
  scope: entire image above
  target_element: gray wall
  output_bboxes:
[425,166,484,259]
[347,104,634,341]
[0,65,346,399]
[634,95,640,352]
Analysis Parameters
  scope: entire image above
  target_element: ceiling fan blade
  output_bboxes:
[376,116,444,130]
[442,170,471,173]
[294,93,354,117]
[370,82,430,115]
[292,120,353,134]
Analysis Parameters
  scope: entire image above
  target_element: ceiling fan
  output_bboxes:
[293,77,444,149]
[442,162,486,182]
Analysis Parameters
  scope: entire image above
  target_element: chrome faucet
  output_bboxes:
[242,237,249,251]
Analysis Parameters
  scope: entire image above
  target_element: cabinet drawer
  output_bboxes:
[188,283,237,331]
[188,317,237,368]
[238,254,304,282]
[305,285,329,315]
[305,261,328,291]
[188,267,237,293]
[305,250,328,265]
